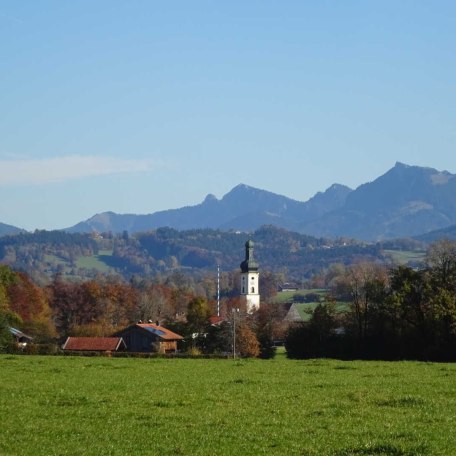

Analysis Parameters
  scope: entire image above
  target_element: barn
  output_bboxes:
[114,323,183,354]
[9,327,33,348]
[62,337,126,353]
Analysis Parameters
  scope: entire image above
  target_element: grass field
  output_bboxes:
[384,250,426,266]
[75,250,113,272]
[274,289,327,304]
[43,251,114,277]
[1,355,455,455]
[294,302,350,321]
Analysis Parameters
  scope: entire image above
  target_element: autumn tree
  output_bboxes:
[236,323,260,357]
[49,277,97,337]
[0,309,13,352]
[255,303,287,358]
[426,240,456,345]
[342,262,388,344]
[285,300,339,359]
[96,282,138,333]
[0,265,15,310]
[0,266,17,351]
[186,297,211,334]
[136,285,169,323]
[1,268,55,341]
[384,266,433,358]
[426,239,456,290]
[49,276,138,337]
[259,271,280,302]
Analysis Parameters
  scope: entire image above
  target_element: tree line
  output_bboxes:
[2,238,456,360]
[285,239,456,361]
[0,225,403,284]
[0,264,285,357]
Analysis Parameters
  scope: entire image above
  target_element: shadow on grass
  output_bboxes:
[376,396,426,408]
[334,365,358,370]
[335,442,429,455]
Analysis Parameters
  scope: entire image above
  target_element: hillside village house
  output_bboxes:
[278,283,299,292]
[114,322,183,354]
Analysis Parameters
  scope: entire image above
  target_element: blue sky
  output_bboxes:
[1,1,456,231]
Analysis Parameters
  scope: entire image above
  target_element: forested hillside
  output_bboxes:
[0,231,100,283]
[0,222,24,237]
[414,223,456,243]
[2,239,456,362]
[0,226,391,283]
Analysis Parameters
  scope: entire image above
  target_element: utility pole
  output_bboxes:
[217,265,220,317]
[232,307,239,359]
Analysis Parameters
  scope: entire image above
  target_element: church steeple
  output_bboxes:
[240,240,260,313]
[240,239,259,273]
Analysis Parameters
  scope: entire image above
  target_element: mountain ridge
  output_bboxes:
[303,162,456,240]
[64,162,456,240]
[4,163,456,241]
[65,182,353,236]
[0,222,25,237]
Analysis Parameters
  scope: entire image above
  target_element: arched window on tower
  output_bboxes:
[251,286,255,293]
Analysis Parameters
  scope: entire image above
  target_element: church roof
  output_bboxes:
[240,239,259,272]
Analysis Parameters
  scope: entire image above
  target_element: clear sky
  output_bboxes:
[1,1,456,231]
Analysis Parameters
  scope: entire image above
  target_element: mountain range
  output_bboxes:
[300,162,456,240]
[66,181,352,235]
[0,222,24,237]
[3,163,456,241]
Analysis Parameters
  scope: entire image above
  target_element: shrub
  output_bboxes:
[186,346,202,357]
[24,343,61,355]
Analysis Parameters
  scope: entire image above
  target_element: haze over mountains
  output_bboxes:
[3,163,456,241]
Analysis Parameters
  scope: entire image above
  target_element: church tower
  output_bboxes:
[240,240,260,313]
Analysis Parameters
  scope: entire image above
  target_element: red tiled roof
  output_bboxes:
[136,323,184,340]
[63,337,126,351]
[209,315,225,326]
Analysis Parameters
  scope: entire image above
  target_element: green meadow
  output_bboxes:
[273,289,327,304]
[384,249,426,266]
[43,251,115,277]
[75,250,113,272]
[293,302,350,321]
[1,355,455,456]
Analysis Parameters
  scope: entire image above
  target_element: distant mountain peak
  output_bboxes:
[327,183,352,192]
[222,183,273,201]
[227,183,258,194]
[203,193,218,203]
[395,161,411,168]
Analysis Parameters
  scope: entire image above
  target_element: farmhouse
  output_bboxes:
[9,327,33,348]
[278,283,299,292]
[114,323,183,354]
[284,303,304,322]
[62,337,126,353]
[209,315,225,326]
